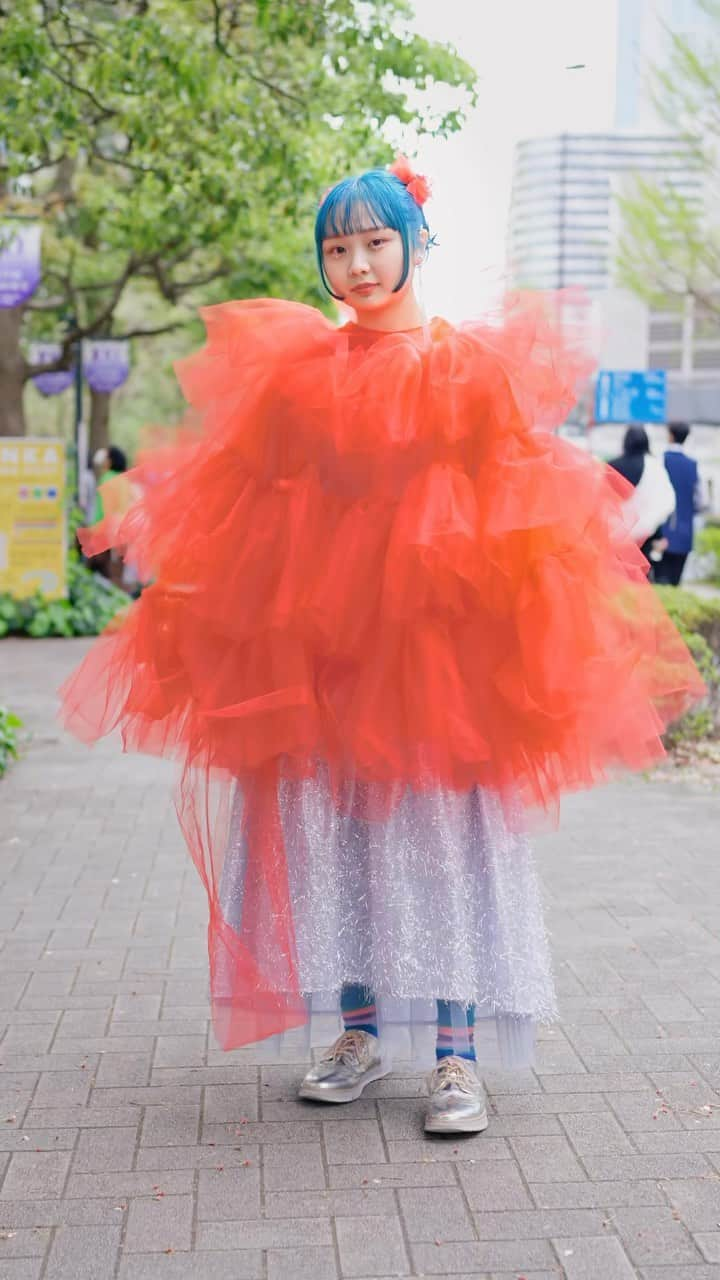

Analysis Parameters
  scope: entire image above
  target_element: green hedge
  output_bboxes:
[0,706,23,778]
[655,585,720,744]
[697,521,720,586]
[0,553,128,638]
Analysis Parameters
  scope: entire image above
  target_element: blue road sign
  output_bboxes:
[594,370,667,424]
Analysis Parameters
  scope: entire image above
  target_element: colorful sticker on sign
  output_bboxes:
[0,438,66,599]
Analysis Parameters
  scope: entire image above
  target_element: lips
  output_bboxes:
[352,284,378,295]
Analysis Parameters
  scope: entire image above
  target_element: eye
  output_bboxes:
[325,245,345,257]
[369,238,387,249]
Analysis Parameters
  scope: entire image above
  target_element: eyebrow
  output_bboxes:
[324,227,389,240]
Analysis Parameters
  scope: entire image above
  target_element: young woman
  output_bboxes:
[61,157,703,1135]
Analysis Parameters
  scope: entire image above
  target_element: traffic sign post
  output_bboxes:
[594,370,667,424]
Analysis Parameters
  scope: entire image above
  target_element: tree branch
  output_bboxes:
[112,321,185,340]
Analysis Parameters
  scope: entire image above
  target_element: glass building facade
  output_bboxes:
[508,132,702,293]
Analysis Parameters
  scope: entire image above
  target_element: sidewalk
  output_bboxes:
[1,636,720,1280]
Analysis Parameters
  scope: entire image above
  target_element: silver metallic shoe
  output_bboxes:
[298,1029,390,1103]
[424,1055,489,1134]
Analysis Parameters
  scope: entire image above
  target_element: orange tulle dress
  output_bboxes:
[60,295,704,1064]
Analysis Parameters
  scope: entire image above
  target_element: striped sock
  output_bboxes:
[436,1000,476,1062]
[340,983,378,1038]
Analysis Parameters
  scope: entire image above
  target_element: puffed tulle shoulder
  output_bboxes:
[60,292,704,1048]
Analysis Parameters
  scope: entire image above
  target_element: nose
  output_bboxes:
[348,250,371,277]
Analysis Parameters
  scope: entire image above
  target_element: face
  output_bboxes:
[321,223,417,315]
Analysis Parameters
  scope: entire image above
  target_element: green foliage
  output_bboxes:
[0,706,23,779]
[697,522,720,585]
[655,584,720,745]
[0,554,128,639]
[0,0,477,435]
[615,1,720,311]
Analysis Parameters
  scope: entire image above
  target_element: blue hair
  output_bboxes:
[315,169,430,299]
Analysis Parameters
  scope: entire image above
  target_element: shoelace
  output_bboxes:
[321,1029,368,1066]
[429,1057,478,1094]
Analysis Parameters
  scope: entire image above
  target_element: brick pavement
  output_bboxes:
[1,636,720,1280]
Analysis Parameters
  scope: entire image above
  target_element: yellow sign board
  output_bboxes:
[0,437,66,599]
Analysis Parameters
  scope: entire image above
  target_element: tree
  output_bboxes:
[616,0,720,317]
[0,0,476,438]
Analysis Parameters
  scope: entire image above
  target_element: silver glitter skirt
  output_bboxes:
[219,775,557,1069]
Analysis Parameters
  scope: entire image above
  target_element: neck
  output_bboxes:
[352,288,425,333]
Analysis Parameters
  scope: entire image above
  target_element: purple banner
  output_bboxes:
[0,224,42,308]
[82,339,130,393]
[30,343,74,397]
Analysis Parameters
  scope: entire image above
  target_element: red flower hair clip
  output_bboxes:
[387,154,432,207]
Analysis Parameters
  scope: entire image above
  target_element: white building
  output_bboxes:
[507,0,720,421]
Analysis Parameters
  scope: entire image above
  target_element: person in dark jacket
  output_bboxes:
[655,423,702,586]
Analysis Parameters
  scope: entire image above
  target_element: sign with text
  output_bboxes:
[594,369,667,424]
[29,342,74,397]
[82,339,130,393]
[0,438,66,599]
[0,224,41,308]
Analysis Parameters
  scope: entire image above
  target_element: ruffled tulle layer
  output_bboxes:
[66,296,703,809]
[60,294,705,1050]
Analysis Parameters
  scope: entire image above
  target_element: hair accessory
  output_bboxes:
[387,153,432,207]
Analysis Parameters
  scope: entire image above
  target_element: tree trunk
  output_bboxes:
[0,308,27,437]
[89,388,111,454]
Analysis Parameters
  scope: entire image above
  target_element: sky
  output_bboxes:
[406,0,619,318]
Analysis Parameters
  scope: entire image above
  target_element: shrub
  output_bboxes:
[0,706,23,778]
[655,585,720,745]
[0,553,128,639]
[696,521,720,586]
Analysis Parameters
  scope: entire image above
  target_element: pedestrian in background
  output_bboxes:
[608,425,676,571]
[655,422,703,586]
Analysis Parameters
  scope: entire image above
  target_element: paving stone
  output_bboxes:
[582,1153,711,1179]
[397,1186,475,1242]
[609,1205,703,1266]
[124,1194,193,1253]
[0,1260,43,1278]
[554,1234,637,1279]
[560,1109,637,1156]
[410,1238,555,1273]
[64,1170,193,1199]
[197,1165,261,1220]
[196,1217,333,1250]
[140,1104,200,1147]
[267,1245,338,1279]
[328,1162,456,1189]
[336,1215,409,1276]
[456,1160,533,1211]
[323,1119,386,1165]
[0,1150,70,1199]
[203,1083,258,1123]
[44,1224,122,1279]
[265,1188,395,1218]
[118,1254,263,1279]
[263,1141,326,1191]
[529,1179,666,1208]
[696,1235,720,1263]
[136,1143,258,1171]
[509,1135,587,1182]
[606,1089,683,1131]
[472,1208,607,1237]
[660,1179,720,1231]
[0,1226,50,1256]
[72,1125,138,1173]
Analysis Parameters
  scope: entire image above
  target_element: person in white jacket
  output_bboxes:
[608,426,676,570]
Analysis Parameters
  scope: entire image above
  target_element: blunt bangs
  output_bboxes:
[315,170,428,298]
